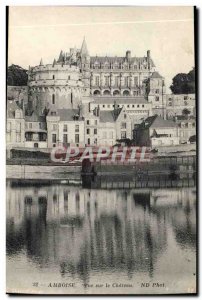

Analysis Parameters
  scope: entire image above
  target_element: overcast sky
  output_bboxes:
[8,6,195,92]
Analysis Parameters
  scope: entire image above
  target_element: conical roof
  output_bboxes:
[80,37,89,56]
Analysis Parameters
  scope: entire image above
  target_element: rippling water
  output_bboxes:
[6,180,196,294]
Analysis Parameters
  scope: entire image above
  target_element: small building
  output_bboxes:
[134,115,179,147]
[6,100,25,149]
[98,106,132,146]
[25,112,47,148]
[46,108,85,148]
[89,96,152,126]
[166,94,195,118]
[174,115,196,144]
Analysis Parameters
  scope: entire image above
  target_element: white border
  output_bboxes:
[0,1,201,299]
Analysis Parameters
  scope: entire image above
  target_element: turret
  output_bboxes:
[147,50,151,70]
[39,58,43,66]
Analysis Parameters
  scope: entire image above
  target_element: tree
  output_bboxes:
[170,68,195,94]
[7,64,28,86]
[182,108,191,119]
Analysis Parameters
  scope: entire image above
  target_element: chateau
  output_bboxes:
[6,38,196,151]
[27,37,165,117]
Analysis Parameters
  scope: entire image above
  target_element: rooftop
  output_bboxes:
[93,96,148,104]
[138,115,177,129]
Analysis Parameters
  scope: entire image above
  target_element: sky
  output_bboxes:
[8,6,195,92]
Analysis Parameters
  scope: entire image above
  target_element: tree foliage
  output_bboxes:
[7,64,28,86]
[170,68,195,94]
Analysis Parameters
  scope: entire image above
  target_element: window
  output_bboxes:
[124,76,129,87]
[29,123,32,129]
[134,77,138,86]
[75,134,79,143]
[103,105,105,108]
[53,75,55,79]
[52,94,55,105]
[156,89,159,94]
[52,124,57,131]
[127,105,130,108]
[121,131,126,139]
[63,134,68,143]
[95,76,100,86]
[192,122,195,127]
[86,120,90,125]
[155,96,159,101]
[87,128,90,134]
[137,105,140,108]
[75,125,79,132]
[142,105,144,108]
[87,138,90,145]
[132,105,135,108]
[52,134,56,143]
[51,112,56,116]
[63,124,68,132]
[95,120,97,125]
[94,129,97,134]
[114,76,119,86]
[68,75,71,80]
[121,122,126,129]
[104,76,110,86]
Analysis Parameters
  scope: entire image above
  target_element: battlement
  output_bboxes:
[31,64,80,73]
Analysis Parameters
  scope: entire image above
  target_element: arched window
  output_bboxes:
[113,90,120,96]
[93,90,101,96]
[123,90,129,96]
[103,90,110,95]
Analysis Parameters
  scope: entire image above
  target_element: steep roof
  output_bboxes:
[93,96,147,104]
[7,101,22,118]
[25,111,46,122]
[90,56,155,67]
[80,37,89,56]
[150,71,163,79]
[48,109,83,121]
[138,115,177,129]
[99,108,123,123]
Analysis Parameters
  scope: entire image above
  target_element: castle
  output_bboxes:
[27,37,166,118]
[7,38,196,151]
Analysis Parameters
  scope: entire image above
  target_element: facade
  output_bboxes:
[6,38,196,151]
[46,108,85,148]
[166,94,195,118]
[25,112,47,148]
[175,116,196,144]
[135,115,179,147]
[89,96,152,125]
[6,101,25,149]
[27,38,165,117]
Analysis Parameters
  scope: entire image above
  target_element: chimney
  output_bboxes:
[147,50,150,70]
[126,50,131,61]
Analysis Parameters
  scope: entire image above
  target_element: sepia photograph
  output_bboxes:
[6,6,197,295]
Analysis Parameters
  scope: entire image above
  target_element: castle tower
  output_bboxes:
[80,37,90,96]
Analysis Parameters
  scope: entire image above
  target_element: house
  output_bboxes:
[134,115,179,147]
[174,115,196,144]
[46,108,85,148]
[6,100,25,149]
[25,112,47,148]
[98,105,132,146]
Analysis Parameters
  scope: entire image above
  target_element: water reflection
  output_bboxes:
[7,181,196,285]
